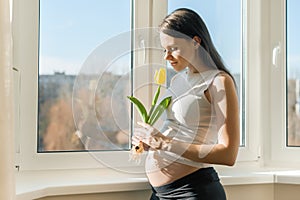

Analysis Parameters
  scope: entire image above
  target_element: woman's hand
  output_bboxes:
[132,122,172,151]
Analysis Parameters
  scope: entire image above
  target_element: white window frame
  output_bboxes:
[13,0,151,171]
[233,0,260,162]
[267,0,300,165]
[14,0,264,171]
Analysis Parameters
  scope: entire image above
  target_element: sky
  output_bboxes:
[39,0,241,75]
[168,0,241,74]
[287,0,300,78]
[39,0,299,77]
[39,0,131,75]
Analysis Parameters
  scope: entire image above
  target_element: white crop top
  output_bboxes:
[155,69,221,168]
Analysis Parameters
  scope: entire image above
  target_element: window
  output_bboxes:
[286,0,300,147]
[156,0,260,162]
[15,0,262,171]
[14,0,138,170]
[269,0,300,163]
[38,0,132,152]
[167,0,245,147]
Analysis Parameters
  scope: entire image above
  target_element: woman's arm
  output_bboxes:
[166,73,240,166]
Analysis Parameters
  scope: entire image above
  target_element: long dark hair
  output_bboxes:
[159,8,234,80]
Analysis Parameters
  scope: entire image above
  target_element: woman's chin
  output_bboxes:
[173,66,186,72]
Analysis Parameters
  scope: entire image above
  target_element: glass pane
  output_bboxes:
[167,0,244,146]
[287,0,300,146]
[38,0,131,152]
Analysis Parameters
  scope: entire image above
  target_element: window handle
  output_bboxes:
[272,43,281,67]
[139,39,146,64]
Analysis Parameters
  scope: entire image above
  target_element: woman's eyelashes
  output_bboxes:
[164,47,178,53]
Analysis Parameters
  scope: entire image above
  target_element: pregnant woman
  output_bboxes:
[133,8,240,200]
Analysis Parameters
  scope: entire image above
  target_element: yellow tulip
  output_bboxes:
[128,67,171,160]
[154,68,166,85]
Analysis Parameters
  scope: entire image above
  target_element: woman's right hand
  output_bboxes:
[132,122,172,151]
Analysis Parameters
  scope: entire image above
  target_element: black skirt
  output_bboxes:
[150,167,226,200]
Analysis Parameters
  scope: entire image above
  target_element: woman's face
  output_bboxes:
[160,32,196,72]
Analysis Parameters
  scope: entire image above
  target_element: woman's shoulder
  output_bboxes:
[210,71,237,92]
[216,71,235,84]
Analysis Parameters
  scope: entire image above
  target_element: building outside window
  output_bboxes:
[286,0,300,147]
[38,0,132,152]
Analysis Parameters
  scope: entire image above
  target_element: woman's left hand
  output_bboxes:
[132,122,172,150]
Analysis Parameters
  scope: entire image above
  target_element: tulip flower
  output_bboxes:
[154,67,166,85]
[127,68,172,159]
[127,67,171,126]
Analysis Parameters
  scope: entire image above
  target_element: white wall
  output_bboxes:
[0,0,15,199]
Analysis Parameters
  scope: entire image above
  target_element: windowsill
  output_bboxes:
[16,166,300,200]
[16,167,151,200]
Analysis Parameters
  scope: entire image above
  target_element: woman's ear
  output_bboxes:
[193,36,201,48]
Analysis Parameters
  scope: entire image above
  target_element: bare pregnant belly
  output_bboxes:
[145,151,200,187]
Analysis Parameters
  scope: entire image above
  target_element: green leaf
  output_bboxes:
[127,96,148,122]
[152,85,161,106]
[147,85,161,123]
[147,105,155,124]
[148,96,172,125]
